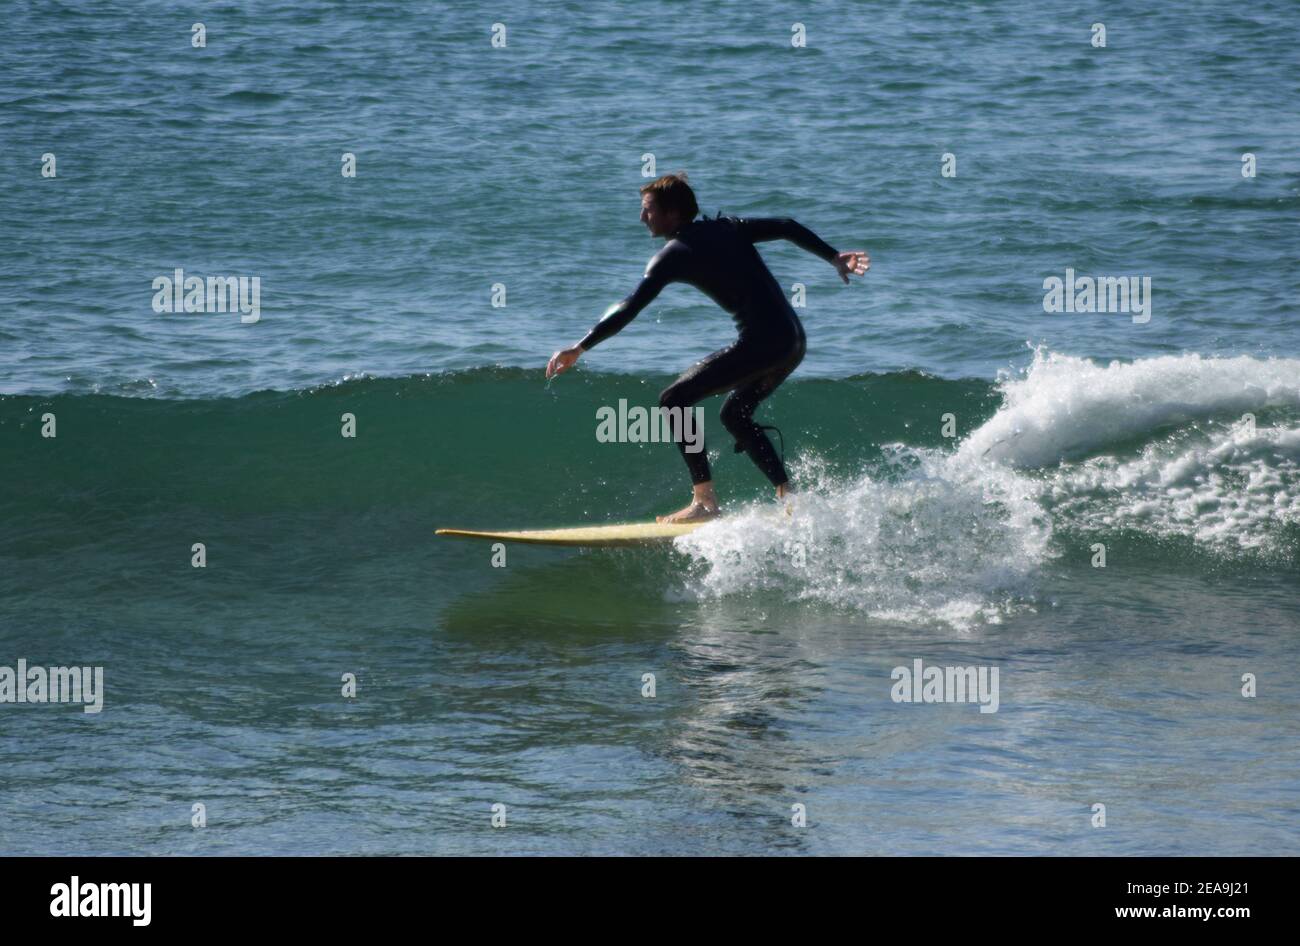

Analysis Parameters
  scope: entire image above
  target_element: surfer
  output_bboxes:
[546,172,869,523]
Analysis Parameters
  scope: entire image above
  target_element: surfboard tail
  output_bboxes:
[435,521,711,547]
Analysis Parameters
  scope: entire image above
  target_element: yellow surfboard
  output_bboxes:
[435,521,712,547]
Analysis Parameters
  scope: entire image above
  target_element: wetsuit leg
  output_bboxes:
[659,343,792,484]
[719,338,805,487]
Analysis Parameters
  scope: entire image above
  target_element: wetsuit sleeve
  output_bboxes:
[578,258,672,350]
[735,217,838,262]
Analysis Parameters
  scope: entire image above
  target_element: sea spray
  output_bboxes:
[674,448,1052,628]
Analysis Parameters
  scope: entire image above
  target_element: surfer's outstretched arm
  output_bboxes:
[736,217,869,284]
[577,266,669,351]
[546,263,671,378]
[736,216,839,260]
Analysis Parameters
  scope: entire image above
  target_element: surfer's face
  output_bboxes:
[641,193,679,238]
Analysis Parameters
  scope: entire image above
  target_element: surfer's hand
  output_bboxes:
[833,250,870,284]
[546,346,582,379]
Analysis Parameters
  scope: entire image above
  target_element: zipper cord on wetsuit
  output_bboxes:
[734,423,785,465]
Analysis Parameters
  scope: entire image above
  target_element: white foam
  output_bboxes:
[1044,416,1300,552]
[960,350,1300,469]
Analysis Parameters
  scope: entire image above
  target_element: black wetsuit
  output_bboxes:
[579,215,837,487]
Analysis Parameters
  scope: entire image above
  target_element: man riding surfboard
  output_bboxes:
[546,173,869,523]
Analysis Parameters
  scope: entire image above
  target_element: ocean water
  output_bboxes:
[2,1,1298,855]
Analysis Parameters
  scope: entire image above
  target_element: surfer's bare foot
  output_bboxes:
[776,481,795,516]
[657,482,720,523]
[657,500,721,524]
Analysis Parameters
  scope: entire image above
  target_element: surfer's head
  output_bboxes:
[640,172,698,238]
